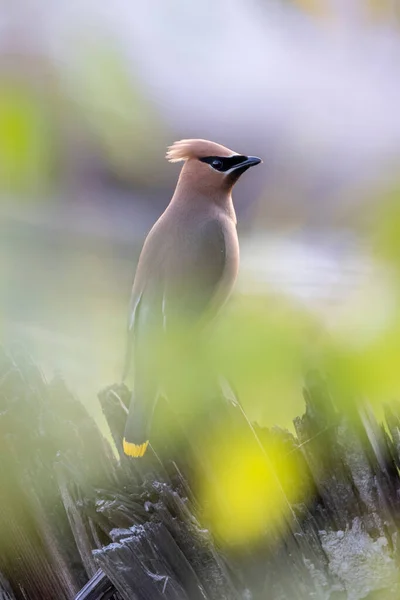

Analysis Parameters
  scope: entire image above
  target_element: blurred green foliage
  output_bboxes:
[69,36,168,185]
[372,185,400,270]
[214,295,317,427]
[199,429,307,546]
[317,184,400,410]
[0,80,52,194]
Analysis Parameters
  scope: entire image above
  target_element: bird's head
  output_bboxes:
[166,139,262,197]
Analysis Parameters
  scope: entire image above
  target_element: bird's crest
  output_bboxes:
[166,139,234,163]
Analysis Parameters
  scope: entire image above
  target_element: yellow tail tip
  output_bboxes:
[123,438,149,458]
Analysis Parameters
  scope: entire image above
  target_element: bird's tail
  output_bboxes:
[123,437,149,458]
[123,391,154,458]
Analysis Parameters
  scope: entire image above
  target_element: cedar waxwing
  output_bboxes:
[122,139,261,457]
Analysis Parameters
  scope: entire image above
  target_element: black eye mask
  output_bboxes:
[199,155,248,172]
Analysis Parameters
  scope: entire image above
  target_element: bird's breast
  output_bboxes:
[219,216,240,303]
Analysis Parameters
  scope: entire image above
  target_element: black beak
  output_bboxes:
[228,155,262,180]
[238,156,262,169]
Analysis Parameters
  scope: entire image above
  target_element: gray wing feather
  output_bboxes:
[121,290,142,382]
[122,218,226,380]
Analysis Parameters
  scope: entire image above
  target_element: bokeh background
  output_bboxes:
[3,0,400,436]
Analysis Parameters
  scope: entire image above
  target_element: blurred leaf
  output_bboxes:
[212,294,319,429]
[69,35,167,184]
[198,430,310,546]
[321,311,400,412]
[372,185,400,271]
[0,80,51,194]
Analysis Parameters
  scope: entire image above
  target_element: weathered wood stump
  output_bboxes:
[1,347,400,599]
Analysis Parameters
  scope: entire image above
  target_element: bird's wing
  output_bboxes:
[121,289,142,382]
[122,218,227,381]
[163,217,227,327]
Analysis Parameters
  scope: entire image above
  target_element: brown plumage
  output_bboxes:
[123,139,261,458]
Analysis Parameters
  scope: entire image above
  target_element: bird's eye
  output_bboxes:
[211,159,223,171]
[199,156,226,170]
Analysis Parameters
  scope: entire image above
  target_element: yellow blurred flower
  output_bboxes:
[198,430,310,547]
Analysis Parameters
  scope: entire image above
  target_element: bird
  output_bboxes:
[122,139,261,458]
